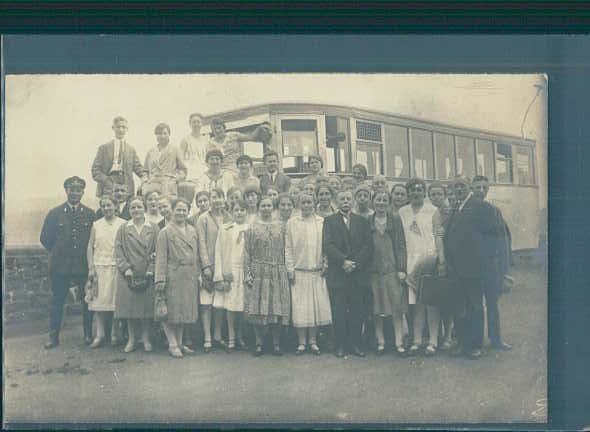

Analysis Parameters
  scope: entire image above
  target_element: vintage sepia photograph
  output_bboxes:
[3,72,547,425]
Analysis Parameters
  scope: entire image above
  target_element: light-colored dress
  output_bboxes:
[196,210,233,307]
[89,217,126,311]
[144,144,187,196]
[398,203,437,304]
[180,133,209,182]
[145,212,164,226]
[285,214,332,328]
[213,221,249,312]
[155,223,200,324]
[232,173,260,194]
[114,220,158,319]
[208,132,242,174]
[243,220,291,325]
[193,169,235,195]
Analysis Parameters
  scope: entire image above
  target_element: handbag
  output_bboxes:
[129,274,150,292]
[84,276,98,303]
[154,290,168,321]
[418,272,462,308]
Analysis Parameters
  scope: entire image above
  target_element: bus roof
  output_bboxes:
[202,102,536,146]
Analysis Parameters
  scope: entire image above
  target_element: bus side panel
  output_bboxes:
[487,185,540,250]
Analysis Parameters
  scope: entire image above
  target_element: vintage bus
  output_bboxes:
[202,103,542,251]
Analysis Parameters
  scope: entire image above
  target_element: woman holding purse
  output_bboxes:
[155,198,200,358]
[114,196,159,353]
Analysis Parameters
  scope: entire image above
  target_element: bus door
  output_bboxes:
[273,114,326,175]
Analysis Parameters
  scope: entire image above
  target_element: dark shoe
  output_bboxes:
[253,345,264,357]
[450,345,464,357]
[468,349,483,359]
[272,345,283,356]
[351,347,366,357]
[491,341,512,351]
[44,339,59,349]
[335,347,345,358]
[213,339,227,350]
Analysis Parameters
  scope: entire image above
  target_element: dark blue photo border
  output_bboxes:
[2,34,589,430]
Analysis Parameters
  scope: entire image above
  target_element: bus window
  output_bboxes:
[384,124,409,178]
[476,139,495,180]
[496,142,514,183]
[281,119,318,173]
[410,128,434,179]
[434,132,455,180]
[326,116,350,173]
[355,120,383,175]
[456,136,475,180]
[515,146,534,185]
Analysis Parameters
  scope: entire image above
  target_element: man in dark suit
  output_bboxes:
[443,175,504,359]
[259,150,291,194]
[91,116,147,197]
[472,175,512,351]
[94,181,131,220]
[323,190,373,358]
[40,176,95,348]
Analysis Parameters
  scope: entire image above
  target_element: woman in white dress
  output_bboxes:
[86,195,126,348]
[398,178,439,355]
[286,193,332,355]
[212,199,250,352]
[196,188,233,352]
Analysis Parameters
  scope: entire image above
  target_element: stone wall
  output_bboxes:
[4,247,81,324]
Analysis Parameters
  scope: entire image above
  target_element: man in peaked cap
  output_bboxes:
[40,176,95,348]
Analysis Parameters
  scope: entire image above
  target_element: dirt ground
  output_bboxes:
[3,262,547,426]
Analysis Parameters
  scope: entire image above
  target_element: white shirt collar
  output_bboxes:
[458,192,473,212]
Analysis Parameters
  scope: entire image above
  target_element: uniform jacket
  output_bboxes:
[40,202,95,275]
[322,212,373,288]
[91,140,145,197]
[259,171,292,194]
[443,195,503,280]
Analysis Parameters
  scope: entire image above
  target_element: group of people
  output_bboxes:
[40,115,512,360]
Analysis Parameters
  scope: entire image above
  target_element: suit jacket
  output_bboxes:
[488,203,512,276]
[443,195,503,280]
[91,140,145,197]
[322,212,373,288]
[259,171,292,194]
[40,202,96,276]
